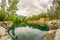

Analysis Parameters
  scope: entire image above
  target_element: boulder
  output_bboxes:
[0,27,12,40]
[0,21,13,40]
[47,20,60,30]
[0,21,13,31]
[54,28,60,40]
[44,30,56,40]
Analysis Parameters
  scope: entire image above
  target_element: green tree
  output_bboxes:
[46,0,60,20]
[0,0,19,21]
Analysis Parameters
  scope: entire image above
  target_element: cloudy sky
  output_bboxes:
[16,0,53,17]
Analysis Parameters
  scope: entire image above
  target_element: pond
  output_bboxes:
[9,23,49,40]
[10,23,49,31]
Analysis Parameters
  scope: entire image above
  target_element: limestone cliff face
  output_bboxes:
[44,30,56,40]
[47,20,60,30]
[0,27,12,40]
[44,28,60,40]
[54,28,60,40]
[0,21,13,40]
[44,20,60,40]
[0,21,13,31]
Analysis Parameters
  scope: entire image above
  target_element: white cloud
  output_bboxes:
[0,0,1,3]
[16,0,53,17]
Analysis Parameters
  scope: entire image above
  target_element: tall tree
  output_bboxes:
[0,0,19,21]
[54,0,60,19]
[47,0,60,19]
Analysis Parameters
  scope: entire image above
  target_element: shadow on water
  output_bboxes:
[10,23,49,31]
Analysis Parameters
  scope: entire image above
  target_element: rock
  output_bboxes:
[54,28,60,40]
[47,20,60,30]
[0,21,13,40]
[0,21,13,31]
[44,30,56,40]
[10,26,46,40]
[0,27,12,40]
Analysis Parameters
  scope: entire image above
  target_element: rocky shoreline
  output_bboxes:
[0,21,13,40]
[44,20,60,40]
[0,20,60,40]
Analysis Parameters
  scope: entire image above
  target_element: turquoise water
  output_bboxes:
[10,23,49,31]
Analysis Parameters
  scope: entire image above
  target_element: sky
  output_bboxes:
[0,0,53,17]
[16,0,53,17]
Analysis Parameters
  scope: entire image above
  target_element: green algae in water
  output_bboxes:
[10,23,49,31]
[9,23,49,40]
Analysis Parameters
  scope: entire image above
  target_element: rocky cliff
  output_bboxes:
[0,21,13,40]
[44,20,60,40]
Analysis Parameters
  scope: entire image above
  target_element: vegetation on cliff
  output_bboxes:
[0,0,60,26]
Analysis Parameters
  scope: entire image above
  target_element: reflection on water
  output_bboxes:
[10,23,49,31]
[10,26,46,40]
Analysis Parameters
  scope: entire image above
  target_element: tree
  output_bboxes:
[54,0,60,19]
[46,0,60,20]
[0,0,19,21]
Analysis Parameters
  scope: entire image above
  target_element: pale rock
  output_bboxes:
[0,21,13,31]
[47,20,60,30]
[44,30,56,40]
[54,28,60,40]
[0,27,12,40]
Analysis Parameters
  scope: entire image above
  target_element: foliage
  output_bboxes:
[27,13,48,21]
[0,9,7,21]
[0,0,19,21]
[53,0,60,19]
[0,0,60,25]
[45,0,60,20]
[8,0,19,14]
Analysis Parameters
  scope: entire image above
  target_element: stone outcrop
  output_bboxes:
[54,28,60,40]
[44,20,60,40]
[0,27,12,40]
[0,21,13,40]
[0,21,13,31]
[44,28,60,40]
[44,30,56,40]
[47,20,60,30]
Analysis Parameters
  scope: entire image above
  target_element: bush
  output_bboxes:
[0,10,7,21]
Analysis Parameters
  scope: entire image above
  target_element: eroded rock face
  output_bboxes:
[54,28,60,40]
[47,20,60,30]
[0,27,12,40]
[0,21,13,40]
[44,30,56,40]
[0,21,13,31]
[43,20,60,40]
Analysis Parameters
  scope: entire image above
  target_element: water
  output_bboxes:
[9,23,49,40]
[10,23,49,31]
[10,26,46,40]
